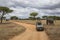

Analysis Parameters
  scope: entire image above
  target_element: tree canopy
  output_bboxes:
[30,12,38,20]
[0,7,13,13]
[30,12,38,17]
[10,16,18,20]
[0,6,13,23]
[42,16,47,19]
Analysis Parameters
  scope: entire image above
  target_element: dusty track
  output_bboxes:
[9,21,49,40]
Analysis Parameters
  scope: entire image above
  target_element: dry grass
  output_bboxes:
[15,20,38,25]
[0,21,26,40]
[45,20,60,40]
[16,20,60,40]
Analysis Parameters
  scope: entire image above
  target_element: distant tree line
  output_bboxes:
[42,16,60,20]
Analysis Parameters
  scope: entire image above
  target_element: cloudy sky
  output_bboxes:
[0,0,60,18]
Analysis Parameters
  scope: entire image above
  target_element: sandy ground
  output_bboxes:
[9,21,50,40]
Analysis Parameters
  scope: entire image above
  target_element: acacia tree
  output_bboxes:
[0,7,13,23]
[42,16,48,19]
[10,16,18,20]
[30,12,38,19]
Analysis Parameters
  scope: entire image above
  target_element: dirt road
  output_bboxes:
[9,21,49,40]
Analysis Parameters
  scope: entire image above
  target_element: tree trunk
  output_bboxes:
[1,17,3,23]
[34,16,35,20]
[1,12,4,23]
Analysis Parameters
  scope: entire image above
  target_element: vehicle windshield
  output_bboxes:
[37,23,42,25]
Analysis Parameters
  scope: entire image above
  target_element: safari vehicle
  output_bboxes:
[36,22,44,31]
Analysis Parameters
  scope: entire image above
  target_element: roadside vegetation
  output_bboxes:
[45,20,60,40]
[0,21,26,40]
[16,20,36,25]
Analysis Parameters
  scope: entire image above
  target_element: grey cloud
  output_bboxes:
[0,0,60,18]
[1,0,60,10]
[44,11,60,16]
[40,3,60,9]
